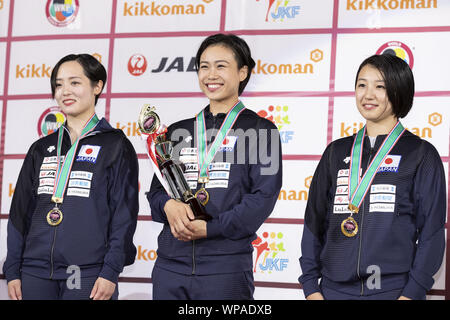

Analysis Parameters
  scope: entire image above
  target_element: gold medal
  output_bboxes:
[195,187,210,206]
[47,206,63,226]
[341,216,358,237]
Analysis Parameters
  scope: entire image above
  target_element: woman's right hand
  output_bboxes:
[8,279,22,300]
[306,292,325,300]
[164,199,195,241]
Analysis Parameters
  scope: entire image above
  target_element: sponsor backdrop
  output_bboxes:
[0,0,449,300]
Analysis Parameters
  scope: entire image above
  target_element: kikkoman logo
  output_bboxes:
[278,176,312,201]
[123,0,213,17]
[252,231,288,273]
[116,121,141,137]
[346,0,437,10]
[253,49,323,75]
[339,113,443,138]
[16,64,52,79]
[256,0,301,22]
[257,105,294,144]
[16,53,102,79]
[136,245,157,262]
[45,0,80,27]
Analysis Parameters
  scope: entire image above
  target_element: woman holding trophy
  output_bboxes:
[3,54,139,300]
[147,33,283,300]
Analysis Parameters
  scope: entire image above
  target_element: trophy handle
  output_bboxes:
[138,104,160,134]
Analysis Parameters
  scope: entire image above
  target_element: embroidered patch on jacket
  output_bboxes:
[37,156,65,195]
[67,171,94,198]
[76,145,101,163]
[179,138,232,190]
[369,184,396,213]
[218,136,238,152]
[377,155,402,173]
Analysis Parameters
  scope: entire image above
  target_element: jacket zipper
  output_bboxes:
[192,240,196,275]
[356,146,374,296]
[357,200,366,295]
[50,227,58,279]
[50,127,94,278]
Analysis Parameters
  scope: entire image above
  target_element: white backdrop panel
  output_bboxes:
[12,0,112,36]
[8,39,110,95]
[225,0,334,30]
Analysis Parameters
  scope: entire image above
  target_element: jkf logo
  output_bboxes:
[252,231,288,273]
[45,0,80,27]
[256,0,301,22]
[257,105,294,144]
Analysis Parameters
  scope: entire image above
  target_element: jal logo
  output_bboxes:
[37,107,66,137]
[256,0,301,22]
[128,55,196,75]
[128,54,148,76]
[150,57,196,73]
[257,105,294,144]
[376,41,414,69]
[252,231,288,273]
[45,0,80,27]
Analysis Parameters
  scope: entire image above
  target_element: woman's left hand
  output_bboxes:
[178,219,207,241]
[90,277,116,300]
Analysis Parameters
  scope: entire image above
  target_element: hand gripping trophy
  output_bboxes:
[138,105,212,221]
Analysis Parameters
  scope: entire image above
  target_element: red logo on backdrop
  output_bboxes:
[376,41,414,69]
[128,54,148,76]
[45,0,80,27]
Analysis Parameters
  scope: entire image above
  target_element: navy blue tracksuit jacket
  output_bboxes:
[299,131,446,299]
[3,118,139,284]
[148,105,283,276]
